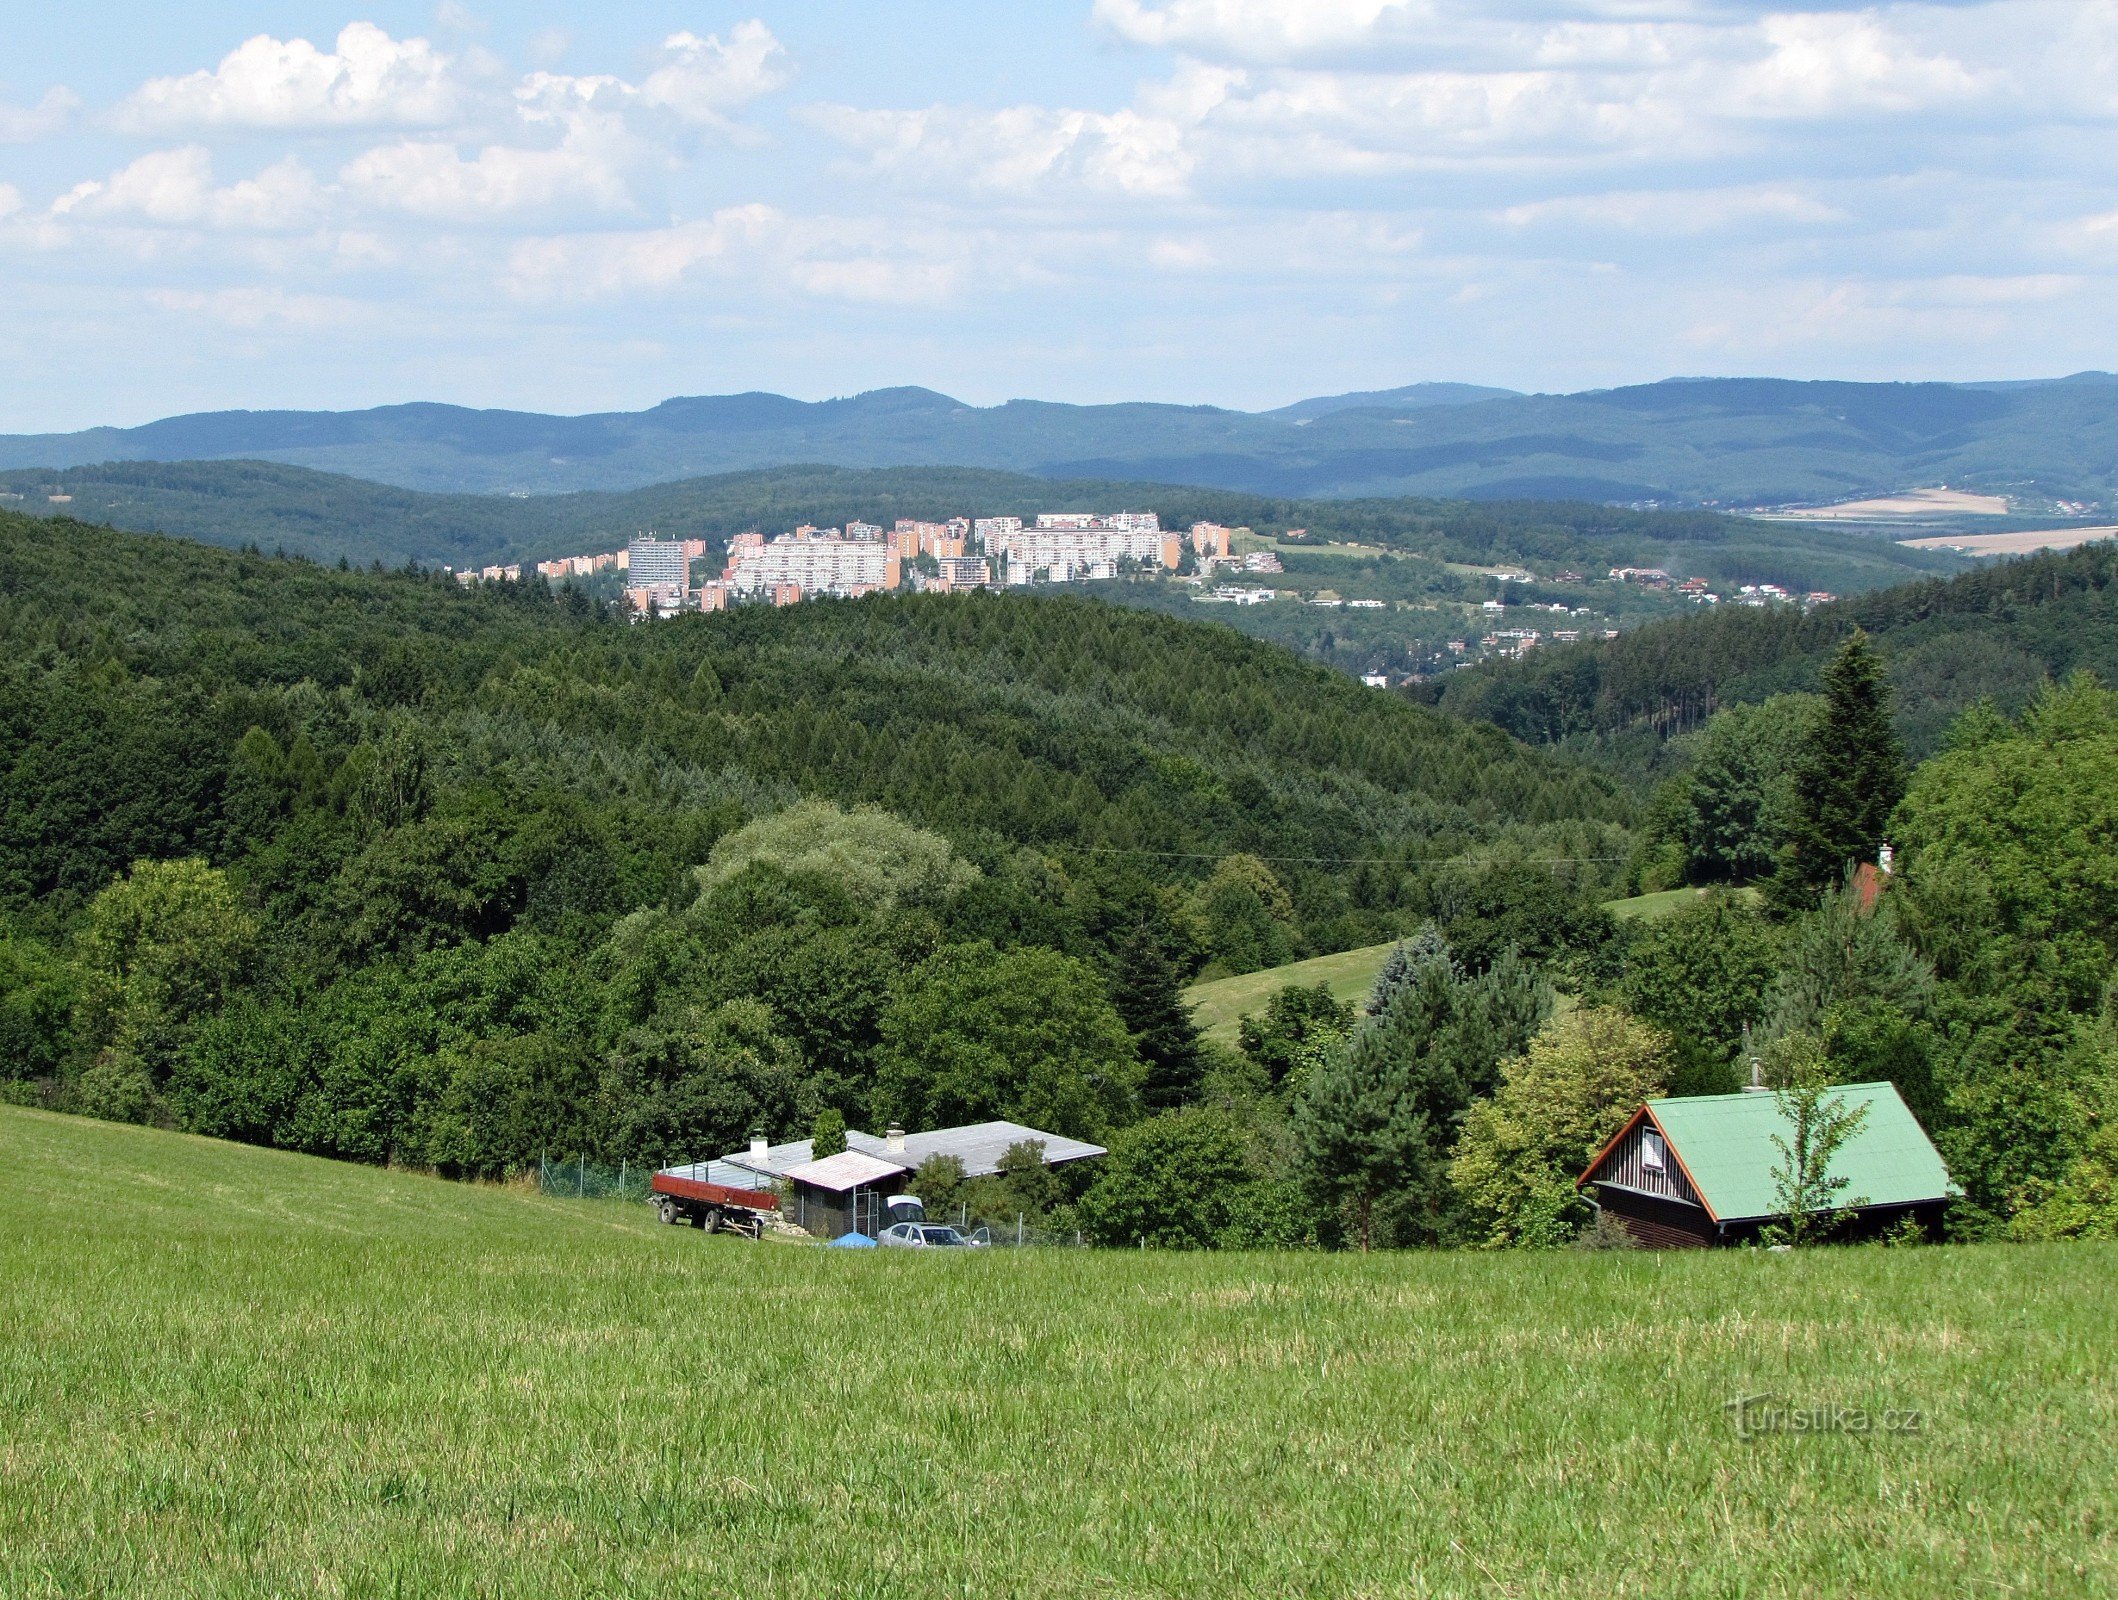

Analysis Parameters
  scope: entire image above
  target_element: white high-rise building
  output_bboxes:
[628,536,690,590]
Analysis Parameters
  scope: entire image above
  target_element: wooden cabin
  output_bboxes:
[1578,1082,1957,1248]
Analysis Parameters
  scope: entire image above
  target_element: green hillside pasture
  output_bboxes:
[1600,886,1766,920]
[1185,941,1398,1042]
[3,1106,2111,1598]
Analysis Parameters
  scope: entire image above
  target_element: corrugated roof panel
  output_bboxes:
[783,1149,911,1193]
[714,1121,1108,1184]
[1643,1083,1958,1223]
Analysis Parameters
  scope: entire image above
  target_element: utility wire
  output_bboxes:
[1071,846,1626,866]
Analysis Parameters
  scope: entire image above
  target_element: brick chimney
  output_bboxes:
[886,1126,906,1156]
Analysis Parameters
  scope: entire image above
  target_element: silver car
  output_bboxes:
[877,1222,985,1249]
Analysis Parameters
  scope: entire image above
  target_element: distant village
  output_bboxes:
[444,511,1836,677]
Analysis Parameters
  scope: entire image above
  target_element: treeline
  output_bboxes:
[0,514,1634,1190]
[1438,540,2118,760]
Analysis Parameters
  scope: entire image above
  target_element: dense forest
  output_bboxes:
[4,512,2112,1248]
[0,514,1627,1209]
[1438,539,2118,763]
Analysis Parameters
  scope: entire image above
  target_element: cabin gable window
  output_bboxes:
[1641,1130,1666,1172]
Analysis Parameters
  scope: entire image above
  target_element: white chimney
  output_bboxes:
[749,1134,768,1161]
[886,1126,906,1155]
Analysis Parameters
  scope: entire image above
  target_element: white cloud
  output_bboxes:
[1501,185,1845,234]
[0,184,22,221]
[117,23,458,132]
[811,102,1194,197]
[341,128,635,217]
[52,147,326,230]
[1726,12,1987,118]
[641,21,789,126]
[1093,0,1421,61]
[505,206,967,305]
[507,205,785,295]
[0,87,78,144]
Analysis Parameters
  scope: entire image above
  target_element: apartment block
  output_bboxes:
[728,528,901,597]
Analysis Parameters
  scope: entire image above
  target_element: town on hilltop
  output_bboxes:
[443,511,1836,684]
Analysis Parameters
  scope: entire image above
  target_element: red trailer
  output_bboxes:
[649,1169,779,1240]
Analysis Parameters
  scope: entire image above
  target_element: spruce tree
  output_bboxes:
[1772,629,1905,906]
[1112,924,1205,1110]
[809,1107,847,1158]
[1297,943,1552,1249]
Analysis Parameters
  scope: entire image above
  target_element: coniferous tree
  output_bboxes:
[810,1106,848,1158]
[1112,924,1205,1110]
[1297,937,1551,1248]
[1771,630,1904,907]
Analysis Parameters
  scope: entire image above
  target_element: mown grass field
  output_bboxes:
[1184,890,1724,1041]
[1184,941,1400,1042]
[3,1105,2112,1598]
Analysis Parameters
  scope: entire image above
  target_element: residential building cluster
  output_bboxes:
[445,509,1213,614]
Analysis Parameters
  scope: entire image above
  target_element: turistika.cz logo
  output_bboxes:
[1724,1393,1927,1440]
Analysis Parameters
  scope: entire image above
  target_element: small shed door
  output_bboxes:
[852,1188,881,1237]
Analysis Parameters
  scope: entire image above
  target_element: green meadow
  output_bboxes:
[2,1104,2111,1599]
[1184,941,1400,1043]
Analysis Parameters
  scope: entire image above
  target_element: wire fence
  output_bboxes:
[535,1155,653,1203]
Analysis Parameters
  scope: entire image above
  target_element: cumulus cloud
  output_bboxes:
[53,147,326,230]
[0,87,78,143]
[641,21,790,125]
[1093,0,1421,62]
[327,20,789,219]
[1727,12,1988,118]
[341,127,636,218]
[117,23,459,132]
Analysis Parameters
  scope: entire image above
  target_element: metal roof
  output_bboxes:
[853,1121,1106,1178]
[1587,1083,1958,1223]
[782,1149,910,1193]
[705,1120,1107,1185]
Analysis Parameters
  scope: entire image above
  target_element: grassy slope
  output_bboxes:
[1184,941,1401,1042]
[6,1106,2111,1599]
[1184,887,1718,1039]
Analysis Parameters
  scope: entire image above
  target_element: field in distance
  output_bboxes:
[1899,525,2118,557]
[1184,941,1403,1043]
[6,1106,2106,1599]
[1185,889,1714,1042]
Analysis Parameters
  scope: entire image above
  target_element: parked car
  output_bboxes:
[877,1222,986,1249]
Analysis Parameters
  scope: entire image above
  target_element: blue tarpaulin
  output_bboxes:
[828,1231,877,1248]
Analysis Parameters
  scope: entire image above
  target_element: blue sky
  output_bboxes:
[4,0,2117,429]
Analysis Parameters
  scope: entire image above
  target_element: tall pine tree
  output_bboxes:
[1771,630,1905,907]
[1111,923,1206,1111]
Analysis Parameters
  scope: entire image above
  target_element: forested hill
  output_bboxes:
[1437,539,2118,761]
[0,458,1960,599]
[5,374,2118,502]
[0,512,1628,946]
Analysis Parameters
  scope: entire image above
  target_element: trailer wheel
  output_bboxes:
[701,1207,723,1235]
[655,1197,679,1226]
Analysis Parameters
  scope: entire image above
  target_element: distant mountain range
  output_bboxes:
[4,374,2117,504]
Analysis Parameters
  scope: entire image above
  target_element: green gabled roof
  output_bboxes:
[1642,1083,1958,1223]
